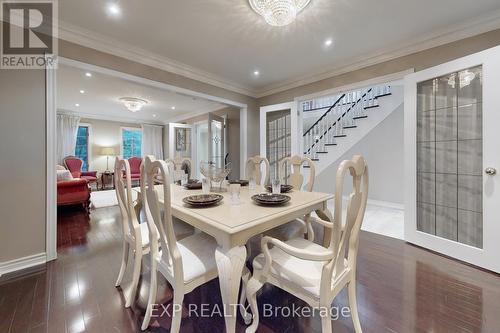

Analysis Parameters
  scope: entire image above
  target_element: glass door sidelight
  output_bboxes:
[405,46,500,273]
[208,113,226,168]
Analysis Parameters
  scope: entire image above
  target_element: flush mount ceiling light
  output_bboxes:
[119,97,149,112]
[249,0,311,26]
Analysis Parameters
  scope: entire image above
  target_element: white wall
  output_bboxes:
[314,104,404,204]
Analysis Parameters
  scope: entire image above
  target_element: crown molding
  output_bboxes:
[255,9,500,98]
[58,20,259,97]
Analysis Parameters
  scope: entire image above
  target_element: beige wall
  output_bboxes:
[79,118,141,173]
[0,69,46,262]
[258,28,500,105]
[179,107,241,179]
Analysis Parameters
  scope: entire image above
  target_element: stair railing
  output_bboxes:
[303,85,391,160]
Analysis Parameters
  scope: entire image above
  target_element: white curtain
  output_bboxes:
[56,113,80,164]
[142,124,164,159]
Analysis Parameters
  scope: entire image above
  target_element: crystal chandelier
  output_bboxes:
[119,97,149,112]
[249,0,311,26]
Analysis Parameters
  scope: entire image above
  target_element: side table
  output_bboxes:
[101,171,115,190]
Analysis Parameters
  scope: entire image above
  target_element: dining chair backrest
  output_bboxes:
[166,156,192,180]
[114,157,140,239]
[143,155,183,279]
[329,155,369,282]
[245,156,270,186]
[278,155,316,192]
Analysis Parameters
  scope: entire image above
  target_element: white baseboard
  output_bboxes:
[366,199,404,210]
[334,196,404,210]
[0,252,47,277]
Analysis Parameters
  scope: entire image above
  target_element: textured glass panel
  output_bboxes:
[415,66,482,248]
[417,79,435,112]
[458,66,482,106]
[458,210,483,248]
[417,110,435,142]
[435,107,457,141]
[435,73,457,110]
[417,202,435,234]
[436,205,458,241]
[458,103,482,140]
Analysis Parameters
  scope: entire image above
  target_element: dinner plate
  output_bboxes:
[184,182,202,190]
[265,184,294,193]
[251,193,291,206]
[182,194,223,207]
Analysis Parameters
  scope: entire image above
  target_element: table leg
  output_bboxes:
[215,245,247,333]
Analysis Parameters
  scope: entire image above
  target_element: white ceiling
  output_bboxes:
[57,64,226,123]
[59,0,500,96]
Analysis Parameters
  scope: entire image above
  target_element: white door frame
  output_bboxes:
[404,45,500,273]
[46,57,249,263]
[259,101,298,159]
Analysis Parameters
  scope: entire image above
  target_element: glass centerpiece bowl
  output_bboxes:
[200,161,231,192]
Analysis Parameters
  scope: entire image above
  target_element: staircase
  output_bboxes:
[302,84,403,174]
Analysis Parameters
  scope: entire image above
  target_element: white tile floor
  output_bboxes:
[326,201,405,240]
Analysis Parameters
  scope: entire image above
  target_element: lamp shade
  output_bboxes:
[101,147,115,155]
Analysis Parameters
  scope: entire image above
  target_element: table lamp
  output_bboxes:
[101,147,115,172]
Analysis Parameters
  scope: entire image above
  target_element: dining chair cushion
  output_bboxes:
[158,232,218,284]
[252,237,340,297]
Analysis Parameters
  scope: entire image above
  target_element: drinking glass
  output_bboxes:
[180,173,188,186]
[249,175,256,190]
[229,183,241,205]
[201,178,210,194]
[272,178,281,194]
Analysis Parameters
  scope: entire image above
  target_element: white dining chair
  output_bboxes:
[245,156,270,186]
[266,155,321,241]
[114,157,158,308]
[140,155,249,331]
[245,155,369,333]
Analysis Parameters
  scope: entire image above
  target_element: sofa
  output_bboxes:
[57,165,91,212]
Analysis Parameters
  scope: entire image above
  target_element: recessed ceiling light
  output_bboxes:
[85,72,92,77]
[79,90,85,94]
[171,106,176,110]
[106,3,121,17]
[75,103,80,107]
[324,38,333,47]
[152,114,157,118]
[253,70,260,76]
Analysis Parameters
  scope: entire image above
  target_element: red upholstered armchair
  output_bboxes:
[63,156,98,187]
[127,157,142,185]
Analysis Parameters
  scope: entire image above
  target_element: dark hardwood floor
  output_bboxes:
[1,204,500,333]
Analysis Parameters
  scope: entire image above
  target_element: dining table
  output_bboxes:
[133,184,334,333]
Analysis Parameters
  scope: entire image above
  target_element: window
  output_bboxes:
[75,125,90,171]
[121,128,142,159]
